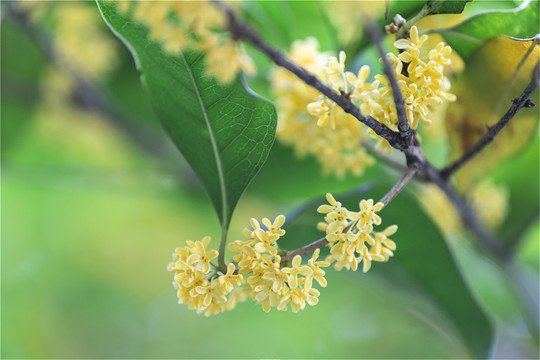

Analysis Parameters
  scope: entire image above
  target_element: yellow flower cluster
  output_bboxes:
[168,215,330,315]
[419,179,509,236]
[469,179,509,229]
[317,193,398,272]
[113,0,254,83]
[272,38,374,177]
[19,1,118,80]
[272,26,455,173]
[167,236,248,316]
[231,215,329,312]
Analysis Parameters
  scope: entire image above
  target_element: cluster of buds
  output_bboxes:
[318,194,398,272]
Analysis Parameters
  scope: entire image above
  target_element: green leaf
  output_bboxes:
[97,1,277,229]
[427,0,472,15]
[282,183,493,358]
[446,36,539,189]
[437,0,538,59]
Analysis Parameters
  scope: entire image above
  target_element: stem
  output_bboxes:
[379,164,420,207]
[281,237,329,263]
[396,0,449,39]
[441,62,539,179]
[367,22,412,143]
[217,225,229,273]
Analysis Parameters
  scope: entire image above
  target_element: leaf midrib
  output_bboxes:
[178,52,228,226]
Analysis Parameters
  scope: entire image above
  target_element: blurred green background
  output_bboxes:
[2,1,539,358]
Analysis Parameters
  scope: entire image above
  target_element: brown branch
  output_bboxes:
[281,237,329,263]
[440,61,539,179]
[214,0,409,151]
[366,23,413,144]
[379,163,420,206]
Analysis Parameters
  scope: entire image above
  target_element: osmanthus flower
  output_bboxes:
[307,95,337,128]
[218,263,243,294]
[278,280,321,312]
[371,225,398,262]
[261,255,287,292]
[306,249,330,289]
[350,199,384,227]
[281,255,313,289]
[186,236,219,273]
[394,25,429,52]
[262,215,287,237]
[429,42,452,66]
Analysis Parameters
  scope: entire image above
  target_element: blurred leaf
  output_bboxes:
[344,1,426,56]
[281,183,493,358]
[1,19,44,152]
[491,138,539,249]
[247,142,387,204]
[97,1,277,228]
[427,0,472,14]
[437,0,538,59]
[446,36,539,188]
[241,1,335,51]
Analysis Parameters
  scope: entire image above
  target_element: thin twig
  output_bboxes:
[361,140,408,173]
[214,0,408,151]
[281,237,329,263]
[367,22,412,143]
[379,164,420,206]
[441,62,539,179]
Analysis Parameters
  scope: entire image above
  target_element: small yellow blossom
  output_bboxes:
[306,249,330,289]
[281,255,313,289]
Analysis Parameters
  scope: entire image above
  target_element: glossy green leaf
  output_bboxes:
[281,183,493,358]
[437,0,538,59]
[427,0,472,14]
[97,1,277,228]
[446,36,539,188]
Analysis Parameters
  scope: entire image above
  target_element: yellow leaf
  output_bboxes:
[445,36,539,189]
